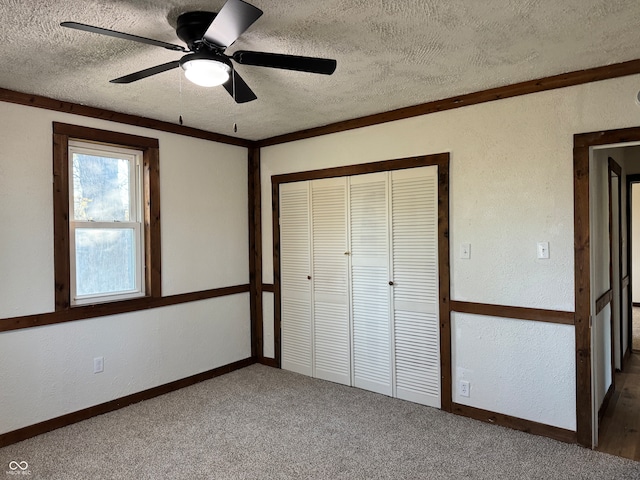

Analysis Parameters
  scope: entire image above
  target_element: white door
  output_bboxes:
[391,166,441,408]
[311,178,351,385]
[279,181,313,376]
[279,165,442,408]
[350,172,393,395]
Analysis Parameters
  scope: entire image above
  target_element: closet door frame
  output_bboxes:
[272,153,452,412]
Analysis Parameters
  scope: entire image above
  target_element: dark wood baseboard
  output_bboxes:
[258,356,278,368]
[452,403,577,444]
[262,283,275,293]
[0,357,255,448]
[633,302,640,308]
[598,383,615,424]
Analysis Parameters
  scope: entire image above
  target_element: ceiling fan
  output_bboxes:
[61,0,337,103]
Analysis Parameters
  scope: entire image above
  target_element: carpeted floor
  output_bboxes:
[1,364,639,479]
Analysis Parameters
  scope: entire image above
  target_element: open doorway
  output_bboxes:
[574,129,640,459]
[630,179,640,353]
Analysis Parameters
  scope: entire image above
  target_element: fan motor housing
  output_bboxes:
[176,11,217,50]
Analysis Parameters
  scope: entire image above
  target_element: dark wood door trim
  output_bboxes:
[272,153,452,411]
[574,142,592,448]
[606,157,616,393]
[608,157,631,372]
[574,126,640,448]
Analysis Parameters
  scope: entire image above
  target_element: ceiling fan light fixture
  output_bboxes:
[182,57,231,87]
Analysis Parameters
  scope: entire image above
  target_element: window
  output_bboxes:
[53,123,161,310]
[68,141,144,305]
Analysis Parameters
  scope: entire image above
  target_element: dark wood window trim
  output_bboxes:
[272,153,451,412]
[53,122,161,314]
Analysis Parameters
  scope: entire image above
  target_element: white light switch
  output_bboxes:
[537,242,549,259]
[460,243,471,259]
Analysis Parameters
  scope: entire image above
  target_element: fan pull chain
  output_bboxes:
[179,68,184,126]
[232,67,238,133]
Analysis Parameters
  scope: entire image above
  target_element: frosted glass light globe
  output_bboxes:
[183,59,230,87]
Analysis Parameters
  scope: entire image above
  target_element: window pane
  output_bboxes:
[72,154,131,221]
[75,228,137,297]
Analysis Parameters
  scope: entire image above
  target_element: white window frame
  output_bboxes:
[68,140,145,306]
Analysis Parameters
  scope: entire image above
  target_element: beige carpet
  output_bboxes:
[1,364,639,479]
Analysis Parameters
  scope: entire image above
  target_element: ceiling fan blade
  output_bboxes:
[202,0,263,48]
[232,51,337,75]
[222,70,257,103]
[61,21,187,52]
[110,61,181,84]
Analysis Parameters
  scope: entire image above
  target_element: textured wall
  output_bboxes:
[452,313,575,429]
[0,295,250,434]
[160,135,249,295]
[260,73,640,430]
[0,103,250,434]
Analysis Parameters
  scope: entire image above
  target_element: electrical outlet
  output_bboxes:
[93,356,104,374]
[460,380,470,397]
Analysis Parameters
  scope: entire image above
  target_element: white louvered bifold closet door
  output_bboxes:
[350,172,393,396]
[390,166,441,408]
[311,178,351,385]
[279,182,313,376]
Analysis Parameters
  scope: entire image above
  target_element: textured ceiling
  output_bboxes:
[1,0,640,141]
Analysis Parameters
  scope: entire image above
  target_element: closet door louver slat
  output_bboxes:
[350,173,392,396]
[280,182,313,376]
[391,167,441,408]
[311,178,350,385]
[279,165,441,409]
